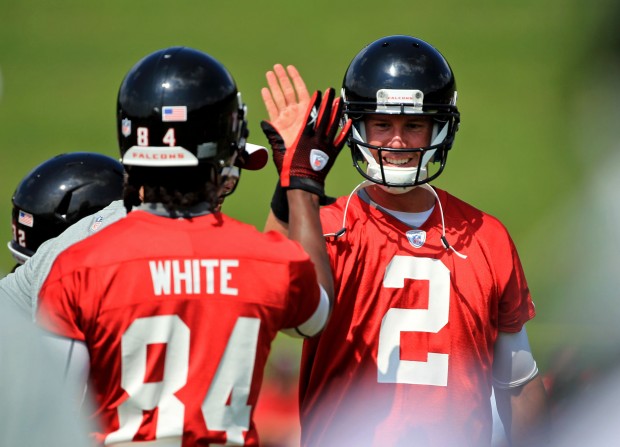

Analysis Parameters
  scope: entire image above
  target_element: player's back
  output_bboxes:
[38,210,320,446]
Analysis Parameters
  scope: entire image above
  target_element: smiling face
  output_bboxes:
[364,114,434,167]
[360,114,438,211]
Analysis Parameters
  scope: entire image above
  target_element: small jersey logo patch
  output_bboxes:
[310,149,329,171]
[406,229,426,248]
[90,216,104,232]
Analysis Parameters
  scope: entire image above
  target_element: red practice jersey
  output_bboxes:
[299,187,535,447]
[37,210,321,446]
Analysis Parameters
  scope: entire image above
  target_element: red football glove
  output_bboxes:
[280,88,352,197]
[260,120,286,175]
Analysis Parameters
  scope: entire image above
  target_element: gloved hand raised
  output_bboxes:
[269,87,351,197]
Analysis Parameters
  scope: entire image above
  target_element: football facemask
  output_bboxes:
[349,114,453,193]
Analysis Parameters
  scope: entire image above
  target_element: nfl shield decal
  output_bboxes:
[406,229,426,248]
[90,215,104,232]
[121,118,132,137]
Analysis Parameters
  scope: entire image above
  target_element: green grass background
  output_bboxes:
[1,0,619,374]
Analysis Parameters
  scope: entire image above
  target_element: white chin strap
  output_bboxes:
[322,180,467,260]
[355,120,449,189]
[417,183,467,259]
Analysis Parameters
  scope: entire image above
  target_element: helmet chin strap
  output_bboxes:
[323,179,373,239]
[323,179,467,260]
[417,183,467,259]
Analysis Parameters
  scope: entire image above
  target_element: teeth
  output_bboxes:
[384,157,411,165]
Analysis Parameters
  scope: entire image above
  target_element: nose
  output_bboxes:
[387,134,407,149]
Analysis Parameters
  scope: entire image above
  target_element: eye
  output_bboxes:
[406,120,430,131]
[369,120,390,130]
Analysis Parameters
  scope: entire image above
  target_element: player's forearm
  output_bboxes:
[264,209,288,236]
[499,375,551,447]
[287,189,334,301]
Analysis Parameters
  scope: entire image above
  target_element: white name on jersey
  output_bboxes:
[148,259,239,296]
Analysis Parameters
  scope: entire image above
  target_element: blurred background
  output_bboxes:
[2,0,620,444]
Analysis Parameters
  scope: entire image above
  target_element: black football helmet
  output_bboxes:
[342,35,460,189]
[8,152,124,264]
[117,46,247,196]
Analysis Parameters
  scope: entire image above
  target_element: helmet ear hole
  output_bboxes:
[351,146,367,172]
[428,149,445,167]
[353,148,365,164]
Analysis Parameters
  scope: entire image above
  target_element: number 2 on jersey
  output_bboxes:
[377,255,450,386]
[105,315,260,446]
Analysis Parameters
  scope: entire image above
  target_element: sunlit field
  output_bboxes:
[2,1,619,444]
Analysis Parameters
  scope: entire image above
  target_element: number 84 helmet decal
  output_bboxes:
[116,46,267,198]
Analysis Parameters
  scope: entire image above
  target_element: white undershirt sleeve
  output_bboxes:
[492,326,539,389]
[281,284,330,338]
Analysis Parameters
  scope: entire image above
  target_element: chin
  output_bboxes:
[378,184,417,195]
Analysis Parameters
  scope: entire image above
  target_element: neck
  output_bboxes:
[135,201,213,217]
[365,184,436,213]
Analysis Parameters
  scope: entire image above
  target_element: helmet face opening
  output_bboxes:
[350,133,449,188]
[342,35,460,188]
[219,165,241,198]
